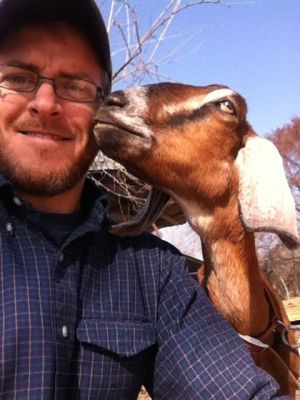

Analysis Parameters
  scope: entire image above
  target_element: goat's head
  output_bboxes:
[94,83,299,248]
[95,84,248,198]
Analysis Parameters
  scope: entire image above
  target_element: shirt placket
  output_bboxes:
[53,247,81,398]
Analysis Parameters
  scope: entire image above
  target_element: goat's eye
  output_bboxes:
[218,100,235,115]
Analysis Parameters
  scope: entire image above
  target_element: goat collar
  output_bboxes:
[239,281,298,354]
[239,317,278,353]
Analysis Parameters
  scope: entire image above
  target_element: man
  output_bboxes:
[0,0,292,399]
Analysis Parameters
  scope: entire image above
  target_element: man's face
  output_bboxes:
[0,24,104,196]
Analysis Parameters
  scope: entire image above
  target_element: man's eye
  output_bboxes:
[56,77,97,101]
[59,78,95,101]
[2,74,33,86]
[63,80,88,93]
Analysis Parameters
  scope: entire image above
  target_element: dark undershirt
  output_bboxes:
[35,210,82,246]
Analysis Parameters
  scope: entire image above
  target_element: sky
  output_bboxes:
[99,0,300,137]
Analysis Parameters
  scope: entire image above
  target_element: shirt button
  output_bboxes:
[6,222,14,233]
[62,325,69,338]
[58,252,64,262]
[13,197,22,206]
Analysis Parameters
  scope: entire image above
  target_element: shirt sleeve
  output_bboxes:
[149,248,292,400]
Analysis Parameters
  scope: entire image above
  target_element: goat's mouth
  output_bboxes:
[93,119,153,163]
[94,120,148,139]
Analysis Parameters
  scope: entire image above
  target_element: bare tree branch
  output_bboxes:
[105,0,222,85]
[148,0,181,62]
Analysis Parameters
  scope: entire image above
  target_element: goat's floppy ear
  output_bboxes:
[109,188,170,236]
[235,136,299,249]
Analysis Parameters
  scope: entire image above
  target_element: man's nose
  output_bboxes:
[27,81,61,117]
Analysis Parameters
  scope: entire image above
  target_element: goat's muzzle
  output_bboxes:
[93,88,154,171]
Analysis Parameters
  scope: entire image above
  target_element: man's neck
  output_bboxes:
[17,180,85,214]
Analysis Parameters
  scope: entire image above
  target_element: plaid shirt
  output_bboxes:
[0,174,291,400]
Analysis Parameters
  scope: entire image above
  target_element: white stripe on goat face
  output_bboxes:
[109,86,152,138]
[161,88,236,116]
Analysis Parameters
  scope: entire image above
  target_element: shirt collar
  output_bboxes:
[80,178,108,226]
[0,172,109,232]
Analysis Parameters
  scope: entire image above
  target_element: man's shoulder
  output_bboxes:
[109,227,183,258]
[85,177,184,261]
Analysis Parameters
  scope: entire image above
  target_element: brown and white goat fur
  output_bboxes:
[94,83,300,396]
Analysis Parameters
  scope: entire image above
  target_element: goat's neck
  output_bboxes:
[202,232,270,336]
[175,195,270,336]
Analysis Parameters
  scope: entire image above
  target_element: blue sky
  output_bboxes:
[99,0,300,137]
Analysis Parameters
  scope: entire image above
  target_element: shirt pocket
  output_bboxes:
[76,319,157,395]
[77,318,156,357]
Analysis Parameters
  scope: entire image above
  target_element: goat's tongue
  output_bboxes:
[109,188,170,236]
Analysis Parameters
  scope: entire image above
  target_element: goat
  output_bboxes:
[94,83,300,396]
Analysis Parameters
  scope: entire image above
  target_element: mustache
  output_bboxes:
[12,119,75,138]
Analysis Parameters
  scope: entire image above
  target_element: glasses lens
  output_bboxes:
[0,66,37,91]
[56,77,97,102]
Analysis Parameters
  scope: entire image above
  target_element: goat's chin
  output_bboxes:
[93,123,152,164]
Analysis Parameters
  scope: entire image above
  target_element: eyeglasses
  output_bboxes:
[0,65,104,103]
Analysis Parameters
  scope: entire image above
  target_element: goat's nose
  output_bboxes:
[104,91,127,108]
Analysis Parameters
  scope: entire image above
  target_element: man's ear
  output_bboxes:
[235,136,299,249]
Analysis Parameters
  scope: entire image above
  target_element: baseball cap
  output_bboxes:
[0,0,112,93]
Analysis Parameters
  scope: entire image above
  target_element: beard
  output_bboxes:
[0,121,98,196]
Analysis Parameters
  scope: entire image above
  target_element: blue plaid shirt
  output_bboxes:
[0,174,291,399]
